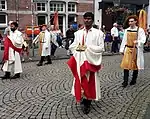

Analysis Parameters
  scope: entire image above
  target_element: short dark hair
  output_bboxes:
[11,22,18,28]
[83,12,94,21]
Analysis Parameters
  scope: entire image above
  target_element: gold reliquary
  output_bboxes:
[76,43,87,51]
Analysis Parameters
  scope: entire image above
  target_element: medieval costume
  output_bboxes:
[1,26,24,79]
[33,25,52,66]
[120,26,146,87]
[67,27,104,113]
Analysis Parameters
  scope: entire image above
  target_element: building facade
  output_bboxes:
[94,0,150,31]
[0,0,93,35]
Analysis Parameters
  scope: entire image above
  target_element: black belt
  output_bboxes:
[125,45,136,48]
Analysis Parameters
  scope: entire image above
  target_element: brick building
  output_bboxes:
[0,0,93,35]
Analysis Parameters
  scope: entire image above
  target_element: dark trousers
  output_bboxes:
[46,55,52,63]
[39,56,45,64]
[39,55,52,64]
[124,69,138,81]
[65,38,74,50]
[51,43,57,56]
[111,37,119,53]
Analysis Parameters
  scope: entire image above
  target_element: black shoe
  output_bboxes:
[44,62,52,65]
[0,72,10,79]
[37,63,43,66]
[80,98,85,110]
[130,80,136,85]
[122,81,128,88]
[82,99,91,114]
[11,73,20,79]
[80,98,85,105]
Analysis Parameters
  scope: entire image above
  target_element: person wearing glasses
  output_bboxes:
[120,15,146,88]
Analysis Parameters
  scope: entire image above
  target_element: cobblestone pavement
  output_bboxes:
[0,53,150,119]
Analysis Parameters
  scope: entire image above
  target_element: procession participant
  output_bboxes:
[50,25,58,57]
[1,22,24,79]
[67,12,104,114]
[120,15,146,88]
[21,30,32,62]
[33,24,52,66]
[111,23,119,53]
[65,24,75,56]
[4,21,13,36]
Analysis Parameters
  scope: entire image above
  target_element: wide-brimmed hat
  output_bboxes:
[41,24,47,27]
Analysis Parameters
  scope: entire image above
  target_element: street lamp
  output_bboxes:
[113,0,120,7]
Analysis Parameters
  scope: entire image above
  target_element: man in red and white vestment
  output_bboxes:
[1,22,24,79]
[67,12,105,114]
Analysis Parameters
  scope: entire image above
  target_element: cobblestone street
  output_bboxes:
[0,53,150,119]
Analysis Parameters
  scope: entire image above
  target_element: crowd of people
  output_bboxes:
[0,12,148,115]
[102,22,150,54]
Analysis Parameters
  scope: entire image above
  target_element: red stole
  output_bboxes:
[3,37,22,61]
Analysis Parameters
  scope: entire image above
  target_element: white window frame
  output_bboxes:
[0,14,7,26]
[50,2,65,13]
[0,0,7,10]
[68,3,76,13]
[36,3,46,12]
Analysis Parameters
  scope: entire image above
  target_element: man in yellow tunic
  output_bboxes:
[120,15,146,88]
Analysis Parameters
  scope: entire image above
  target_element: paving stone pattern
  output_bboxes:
[0,53,150,119]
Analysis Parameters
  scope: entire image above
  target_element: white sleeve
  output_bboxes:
[120,29,127,53]
[4,28,8,35]
[137,28,146,48]
[69,32,78,54]
[88,31,105,53]
[50,32,56,43]
[14,33,24,45]
[111,28,114,36]
[45,32,50,48]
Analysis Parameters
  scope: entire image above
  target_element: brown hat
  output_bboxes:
[126,15,138,22]
[41,24,47,27]
[123,15,139,28]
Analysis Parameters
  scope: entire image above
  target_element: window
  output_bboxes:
[50,3,64,12]
[68,15,75,26]
[68,15,77,28]
[50,15,63,32]
[68,3,76,12]
[38,16,46,25]
[0,14,7,24]
[36,3,46,11]
[0,0,6,10]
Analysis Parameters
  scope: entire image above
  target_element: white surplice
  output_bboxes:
[69,27,105,100]
[2,30,24,74]
[33,30,52,56]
